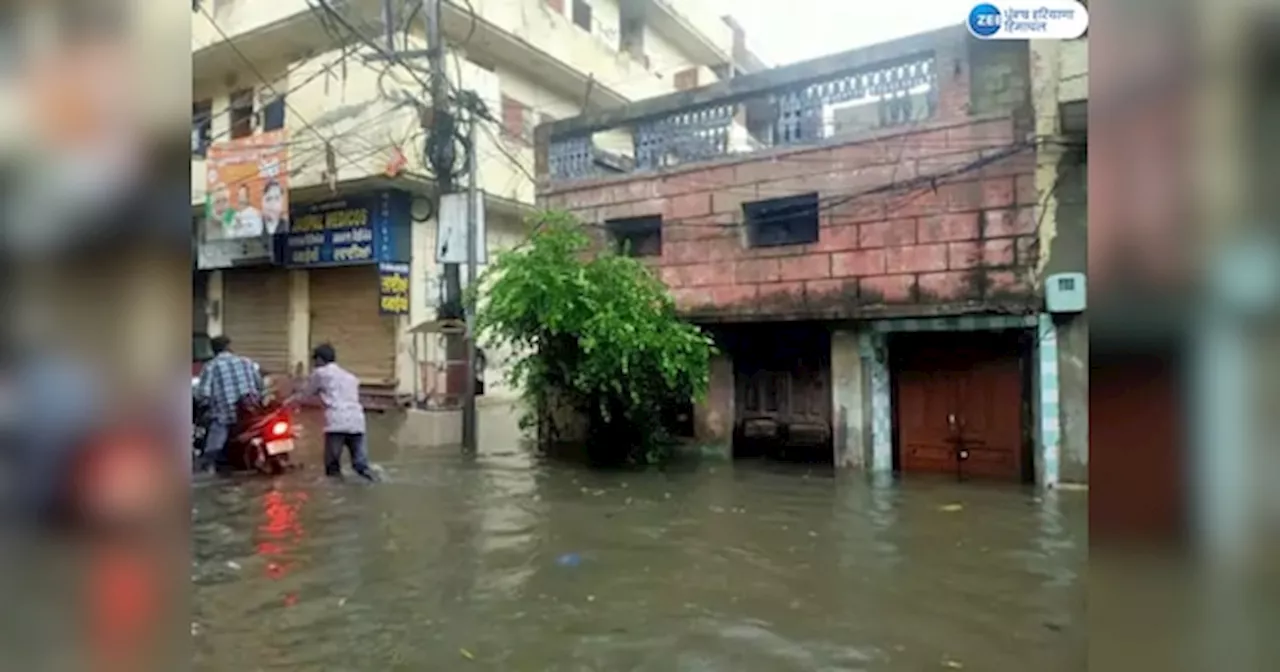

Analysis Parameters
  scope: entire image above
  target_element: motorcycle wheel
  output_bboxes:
[265,456,287,476]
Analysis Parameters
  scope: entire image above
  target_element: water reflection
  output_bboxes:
[256,488,306,582]
[193,413,1086,670]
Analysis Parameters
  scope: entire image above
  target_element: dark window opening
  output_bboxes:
[192,99,213,156]
[572,0,592,31]
[501,94,534,143]
[262,95,286,131]
[743,192,820,247]
[620,13,645,60]
[606,215,662,257]
[229,88,255,139]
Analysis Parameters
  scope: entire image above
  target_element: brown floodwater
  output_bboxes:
[192,409,1086,671]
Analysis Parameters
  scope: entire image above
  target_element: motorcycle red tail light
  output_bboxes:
[269,421,290,437]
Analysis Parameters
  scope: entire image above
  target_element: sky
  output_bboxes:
[710,0,973,66]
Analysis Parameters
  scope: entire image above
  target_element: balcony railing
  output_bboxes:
[541,26,965,183]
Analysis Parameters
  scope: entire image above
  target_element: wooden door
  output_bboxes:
[952,337,1025,480]
[894,332,1026,480]
[895,339,962,474]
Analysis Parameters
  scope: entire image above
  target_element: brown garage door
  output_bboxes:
[308,266,398,385]
[894,331,1026,481]
[221,268,291,376]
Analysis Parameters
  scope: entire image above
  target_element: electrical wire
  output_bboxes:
[204,103,422,193]
[306,0,480,185]
[310,0,437,94]
[196,6,395,184]
[401,1,422,49]
[199,41,367,146]
[559,140,1040,238]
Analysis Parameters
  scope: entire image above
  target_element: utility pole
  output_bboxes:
[422,0,471,451]
[462,108,479,453]
[425,0,460,314]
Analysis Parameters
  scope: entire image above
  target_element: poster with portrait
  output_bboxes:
[204,130,290,241]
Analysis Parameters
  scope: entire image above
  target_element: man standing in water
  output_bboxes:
[196,336,264,472]
[289,343,377,481]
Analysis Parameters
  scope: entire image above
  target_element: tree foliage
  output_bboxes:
[472,211,715,463]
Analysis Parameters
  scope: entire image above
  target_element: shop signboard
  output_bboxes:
[281,190,411,267]
[378,262,411,315]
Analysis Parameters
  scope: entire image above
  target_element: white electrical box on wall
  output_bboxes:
[1045,272,1087,313]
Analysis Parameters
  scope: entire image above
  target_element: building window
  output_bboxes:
[620,13,645,60]
[192,99,213,156]
[606,215,662,257]
[228,88,255,139]
[572,0,592,31]
[500,94,535,143]
[673,68,699,91]
[261,94,286,131]
[743,192,820,247]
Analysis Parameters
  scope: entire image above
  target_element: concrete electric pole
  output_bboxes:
[462,108,479,453]
[424,0,461,315]
[422,0,477,453]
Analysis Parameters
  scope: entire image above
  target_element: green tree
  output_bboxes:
[472,211,715,463]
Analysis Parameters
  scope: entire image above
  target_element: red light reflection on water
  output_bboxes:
[256,488,307,581]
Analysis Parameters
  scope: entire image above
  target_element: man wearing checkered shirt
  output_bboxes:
[195,335,264,472]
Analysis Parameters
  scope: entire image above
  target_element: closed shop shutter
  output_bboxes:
[309,266,398,384]
[192,271,209,334]
[222,268,291,376]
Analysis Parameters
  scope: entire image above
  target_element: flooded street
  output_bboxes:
[193,411,1086,671]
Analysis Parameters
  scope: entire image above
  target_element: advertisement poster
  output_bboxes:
[378,262,411,315]
[204,130,290,241]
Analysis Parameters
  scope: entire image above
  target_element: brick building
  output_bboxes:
[535,25,1087,486]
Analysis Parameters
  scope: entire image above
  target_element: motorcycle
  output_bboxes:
[192,393,299,476]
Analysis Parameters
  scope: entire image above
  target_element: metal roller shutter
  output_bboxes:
[221,268,291,376]
[308,266,398,384]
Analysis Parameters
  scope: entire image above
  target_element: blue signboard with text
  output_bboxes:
[279,190,411,267]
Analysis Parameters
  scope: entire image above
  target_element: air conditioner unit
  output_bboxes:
[1045,272,1086,313]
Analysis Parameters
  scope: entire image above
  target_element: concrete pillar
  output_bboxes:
[695,352,734,447]
[408,215,441,401]
[830,328,866,468]
[1056,314,1088,483]
[207,270,224,337]
[1035,314,1062,487]
[859,331,893,474]
[395,315,415,398]
[287,269,310,378]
